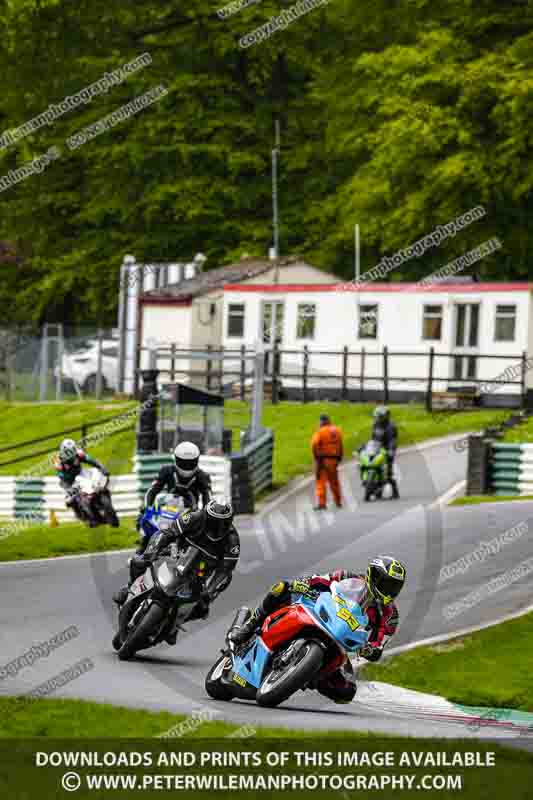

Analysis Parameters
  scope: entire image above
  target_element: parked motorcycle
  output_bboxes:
[70,467,119,527]
[358,439,387,501]
[113,530,217,661]
[205,577,370,708]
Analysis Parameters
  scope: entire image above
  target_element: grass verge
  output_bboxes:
[1,698,532,800]
[363,611,533,712]
[0,519,137,561]
[450,494,533,506]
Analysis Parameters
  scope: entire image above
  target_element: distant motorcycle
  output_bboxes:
[138,492,195,548]
[113,527,217,661]
[205,577,369,708]
[358,440,387,501]
[69,467,119,527]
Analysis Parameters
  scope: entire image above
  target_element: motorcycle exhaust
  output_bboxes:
[227,606,251,641]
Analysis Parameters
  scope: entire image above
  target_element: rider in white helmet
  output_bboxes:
[136,441,212,537]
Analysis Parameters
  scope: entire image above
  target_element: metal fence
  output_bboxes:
[0,324,120,402]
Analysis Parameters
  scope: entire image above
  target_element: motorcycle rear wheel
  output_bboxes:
[117,602,167,661]
[256,640,324,707]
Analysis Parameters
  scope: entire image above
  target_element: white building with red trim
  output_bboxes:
[221,280,533,403]
[124,252,533,404]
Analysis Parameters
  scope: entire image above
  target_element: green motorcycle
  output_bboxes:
[359,440,387,501]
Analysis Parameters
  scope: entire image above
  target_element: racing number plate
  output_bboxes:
[335,596,359,631]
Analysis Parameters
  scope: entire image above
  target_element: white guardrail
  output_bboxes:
[0,456,232,524]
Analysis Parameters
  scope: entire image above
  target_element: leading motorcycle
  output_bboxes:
[205,577,370,708]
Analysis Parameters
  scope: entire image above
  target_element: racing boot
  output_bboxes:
[228,607,265,646]
[113,586,129,606]
[390,479,400,499]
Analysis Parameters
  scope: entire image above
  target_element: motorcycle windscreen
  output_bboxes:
[313,579,370,652]
[154,559,189,597]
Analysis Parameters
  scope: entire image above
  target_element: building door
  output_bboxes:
[452,303,480,382]
[262,301,284,376]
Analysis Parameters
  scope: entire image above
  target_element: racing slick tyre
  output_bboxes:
[112,632,122,651]
[364,488,372,502]
[256,639,324,708]
[117,602,166,661]
[205,654,235,701]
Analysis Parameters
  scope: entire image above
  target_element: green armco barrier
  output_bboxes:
[488,441,533,496]
[14,476,45,520]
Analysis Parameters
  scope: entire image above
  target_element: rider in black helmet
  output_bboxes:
[372,406,400,498]
[113,500,240,640]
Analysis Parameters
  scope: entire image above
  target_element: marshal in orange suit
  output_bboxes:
[311,413,343,510]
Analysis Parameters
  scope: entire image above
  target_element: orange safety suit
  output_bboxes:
[311,424,343,508]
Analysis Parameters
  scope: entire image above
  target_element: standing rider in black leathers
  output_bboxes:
[55,438,112,526]
[114,501,239,642]
[371,406,400,498]
[137,442,212,539]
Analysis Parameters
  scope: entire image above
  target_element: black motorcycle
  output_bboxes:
[113,532,215,660]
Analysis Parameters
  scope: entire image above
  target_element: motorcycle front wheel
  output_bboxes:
[256,640,324,708]
[117,602,167,661]
[205,654,235,701]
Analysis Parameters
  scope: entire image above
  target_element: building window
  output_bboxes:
[358,304,378,339]
[296,304,316,339]
[227,303,245,338]
[494,304,516,342]
[422,305,443,341]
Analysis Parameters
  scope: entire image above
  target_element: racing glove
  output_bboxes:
[359,642,383,662]
[290,578,311,595]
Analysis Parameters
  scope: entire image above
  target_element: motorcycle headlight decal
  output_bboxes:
[156,561,175,589]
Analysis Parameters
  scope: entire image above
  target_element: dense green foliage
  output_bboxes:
[0,0,531,324]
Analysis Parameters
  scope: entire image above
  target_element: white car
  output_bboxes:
[57,339,119,393]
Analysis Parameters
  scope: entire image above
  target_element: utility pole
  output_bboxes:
[271,120,281,259]
[354,223,360,283]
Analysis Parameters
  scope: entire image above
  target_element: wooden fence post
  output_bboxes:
[521,350,527,410]
[272,341,280,404]
[383,346,389,404]
[240,344,246,401]
[360,347,366,401]
[206,344,212,391]
[303,345,309,403]
[342,346,348,401]
[170,343,176,383]
[426,346,435,412]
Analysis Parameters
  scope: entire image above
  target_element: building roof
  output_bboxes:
[142,256,326,301]
[224,281,532,294]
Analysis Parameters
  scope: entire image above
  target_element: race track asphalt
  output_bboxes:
[1,435,532,741]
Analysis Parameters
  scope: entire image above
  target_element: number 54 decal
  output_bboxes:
[336,606,359,631]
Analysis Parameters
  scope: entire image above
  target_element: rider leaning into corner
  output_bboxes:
[229,556,406,703]
[114,501,240,643]
[55,438,113,527]
[371,406,400,499]
[136,441,212,543]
